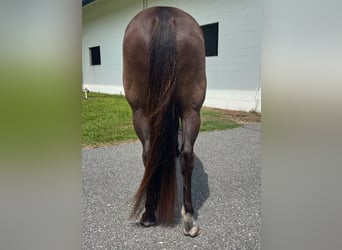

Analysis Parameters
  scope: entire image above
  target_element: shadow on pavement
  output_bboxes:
[176,155,210,221]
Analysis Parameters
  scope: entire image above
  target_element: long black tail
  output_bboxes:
[130,14,178,223]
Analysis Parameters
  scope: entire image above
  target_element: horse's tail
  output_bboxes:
[130,14,178,223]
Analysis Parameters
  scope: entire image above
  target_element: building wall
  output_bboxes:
[82,0,138,94]
[82,0,261,111]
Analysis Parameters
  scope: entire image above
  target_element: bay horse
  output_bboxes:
[123,6,206,237]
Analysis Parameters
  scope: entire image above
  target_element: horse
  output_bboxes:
[123,6,206,237]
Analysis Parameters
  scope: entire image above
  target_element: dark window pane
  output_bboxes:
[201,23,219,57]
[89,46,101,65]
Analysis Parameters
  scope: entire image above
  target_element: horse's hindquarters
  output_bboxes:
[123,7,206,236]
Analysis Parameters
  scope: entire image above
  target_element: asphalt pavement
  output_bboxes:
[82,124,261,249]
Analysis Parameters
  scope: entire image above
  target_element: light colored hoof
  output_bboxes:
[181,206,201,237]
[140,220,155,227]
[183,225,201,237]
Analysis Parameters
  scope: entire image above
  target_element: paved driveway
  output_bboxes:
[82,124,261,249]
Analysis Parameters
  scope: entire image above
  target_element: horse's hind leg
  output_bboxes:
[132,110,156,226]
[180,110,201,237]
[141,186,157,227]
[133,110,150,165]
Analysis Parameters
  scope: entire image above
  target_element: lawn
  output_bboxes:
[82,92,240,146]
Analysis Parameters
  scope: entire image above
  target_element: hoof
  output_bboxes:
[140,211,156,227]
[140,220,155,227]
[181,206,201,237]
[183,225,201,237]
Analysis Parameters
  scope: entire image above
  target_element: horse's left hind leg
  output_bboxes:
[132,110,156,227]
[140,187,157,227]
[180,110,201,237]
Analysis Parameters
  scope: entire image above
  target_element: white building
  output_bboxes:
[82,0,261,112]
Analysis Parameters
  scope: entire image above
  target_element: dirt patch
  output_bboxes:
[206,107,261,124]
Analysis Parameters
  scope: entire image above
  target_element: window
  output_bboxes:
[201,22,219,57]
[89,46,101,65]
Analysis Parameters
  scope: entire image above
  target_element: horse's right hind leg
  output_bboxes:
[132,110,156,227]
[180,110,201,237]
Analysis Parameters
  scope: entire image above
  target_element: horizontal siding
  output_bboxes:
[82,0,140,91]
[204,88,261,112]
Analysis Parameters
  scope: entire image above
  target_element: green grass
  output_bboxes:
[82,93,137,146]
[82,92,239,146]
[200,107,240,131]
